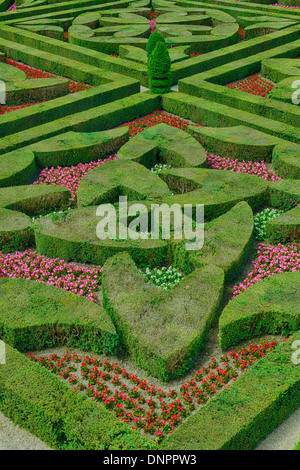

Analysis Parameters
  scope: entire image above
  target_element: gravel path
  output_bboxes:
[255,408,300,450]
[0,411,51,450]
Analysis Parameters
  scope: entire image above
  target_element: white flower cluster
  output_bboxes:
[253,207,283,241]
[32,208,71,223]
[139,265,183,290]
[150,163,171,175]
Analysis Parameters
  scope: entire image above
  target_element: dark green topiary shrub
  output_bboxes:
[147,41,171,94]
[146,31,165,57]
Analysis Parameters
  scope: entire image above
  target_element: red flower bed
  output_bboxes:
[227,73,275,97]
[29,339,279,443]
[120,110,203,137]
[0,59,93,114]
[190,52,203,57]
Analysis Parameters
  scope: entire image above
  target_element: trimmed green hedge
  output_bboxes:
[160,167,268,221]
[0,91,161,157]
[265,204,300,243]
[162,333,300,450]
[0,184,71,217]
[262,58,300,83]
[102,252,224,381]
[0,208,34,253]
[162,91,300,144]
[34,206,170,268]
[0,277,119,354]
[269,75,300,105]
[0,344,155,450]
[219,271,300,349]
[172,201,254,282]
[268,179,300,211]
[244,21,297,40]
[0,149,36,188]
[6,77,70,105]
[272,143,300,180]
[29,127,129,168]
[77,158,170,207]
[189,125,279,162]
[118,122,207,168]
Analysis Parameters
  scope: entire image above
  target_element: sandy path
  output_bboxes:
[255,408,300,450]
[0,411,51,450]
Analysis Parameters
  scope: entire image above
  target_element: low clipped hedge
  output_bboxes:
[77,158,170,207]
[34,206,170,268]
[272,144,300,180]
[172,201,254,282]
[188,125,279,162]
[160,167,268,221]
[0,91,161,157]
[30,127,129,168]
[219,272,300,349]
[0,208,34,253]
[102,252,224,381]
[6,77,70,105]
[265,204,300,243]
[0,184,71,217]
[0,149,36,188]
[0,344,155,450]
[118,122,207,168]
[162,334,300,450]
[0,277,119,355]
[268,179,300,211]
[162,91,300,144]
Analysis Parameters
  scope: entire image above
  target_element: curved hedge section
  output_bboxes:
[0,149,36,188]
[160,167,268,220]
[102,252,224,381]
[0,277,119,355]
[0,344,155,450]
[265,204,300,243]
[29,127,129,168]
[272,143,300,180]
[0,184,71,217]
[34,205,170,267]
[0,208,34,253]
[77,158,170,207]
[162,333,300,450]
[118,122,207,168]
[219,271,300,349]
[172,201,254,281]
[189,125,279,162]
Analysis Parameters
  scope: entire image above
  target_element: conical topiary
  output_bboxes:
[147,40,171,94]
[146,31,165,57]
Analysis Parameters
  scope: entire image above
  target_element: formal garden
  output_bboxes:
[0,0,299,452]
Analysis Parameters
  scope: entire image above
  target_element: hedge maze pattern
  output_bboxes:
[0,0,299,451]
